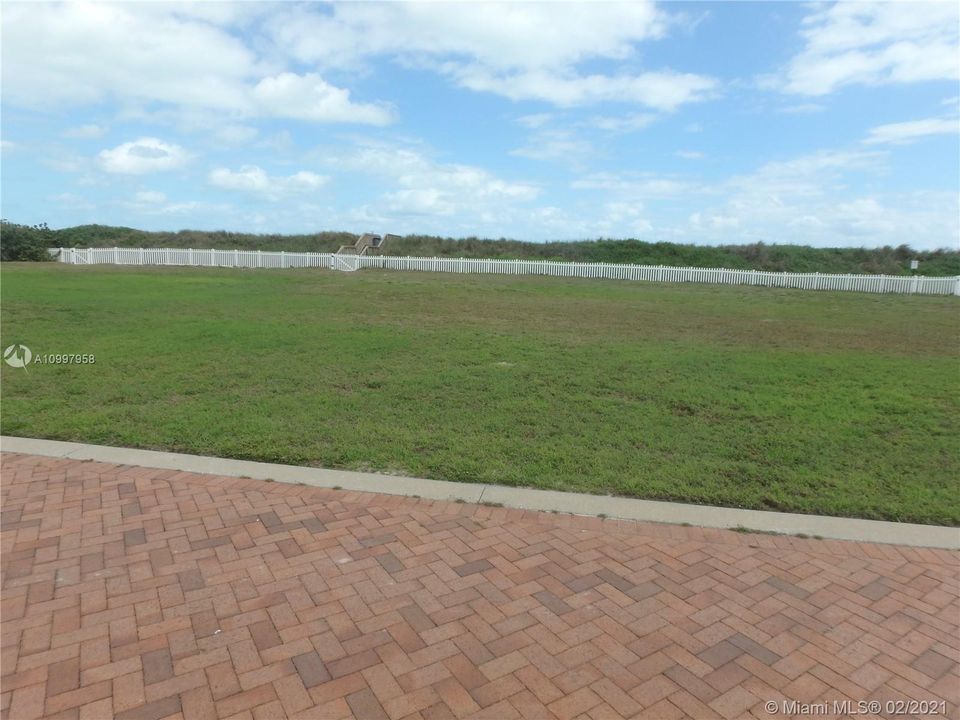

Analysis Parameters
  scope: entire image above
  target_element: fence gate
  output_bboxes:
[332,254,359,272]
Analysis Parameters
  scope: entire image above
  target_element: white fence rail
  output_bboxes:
[55,247,960,296]
[56,247,333,269]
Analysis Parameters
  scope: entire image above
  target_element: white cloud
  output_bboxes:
[64,124,108,139]
[1,3,393,126]
[208,165,329,200]
[0,140,18,153]
[50,192,94,210]
[725,150,884,198]
[270,2,669,72]
[676,150,703,160]
[452,66,716,110]
[512,112,655,166]
[126,190,229,216]
[516,114,553,129]
[511,130,593,163]
[1,1,713,127]
[250,73,393,125]
[98,138,189,175]
[599,202,653,234]
[572,172,700,197]
[1,0,717,145]
[3,3,256,109]
[563,148,955,248]
[863,117,959,145]
[267,3,716,110]
[777,2,960,95]
[678,150,958,249]
[337,144,539,220]
[582,113,657,133]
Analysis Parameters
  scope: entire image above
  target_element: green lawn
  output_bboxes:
[2,263,958,525]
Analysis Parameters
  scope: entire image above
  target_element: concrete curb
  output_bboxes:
[2,435,957,550]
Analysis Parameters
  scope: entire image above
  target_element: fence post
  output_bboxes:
[281,251,286,269]
[188,248,194,266]
[954,277,960,296]
[257,249,262,268]
[113,247,119,264]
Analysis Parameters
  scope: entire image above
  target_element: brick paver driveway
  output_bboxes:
[1,453,957,720]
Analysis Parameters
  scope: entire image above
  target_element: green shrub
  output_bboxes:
[0,220,56,261]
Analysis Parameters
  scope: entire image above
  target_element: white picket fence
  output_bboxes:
[56,247,334,269]
[55,247,960,296]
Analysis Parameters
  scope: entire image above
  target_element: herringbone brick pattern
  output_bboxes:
[1,452,957,720]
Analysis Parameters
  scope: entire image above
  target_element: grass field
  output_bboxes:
[2,263,958,525]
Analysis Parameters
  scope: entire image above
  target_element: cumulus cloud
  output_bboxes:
[267,2,716,110]
[208,165,329,200]
[677,150,958,249]
[599,202,653,234]
[98,138,189,174]
[775,2,960,95]
[336,144,539,220]
[1,3,393,126]
[863,117,959,145]
[249,73,393,125]
[270,2,669,71]
[562,148,956,249]
[1,1,714,125]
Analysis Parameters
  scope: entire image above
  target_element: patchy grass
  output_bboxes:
[2,263,958,525]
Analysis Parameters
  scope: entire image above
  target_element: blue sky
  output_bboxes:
[1,1,958,249]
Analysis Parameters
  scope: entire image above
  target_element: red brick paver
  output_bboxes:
[1,452,958,719]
